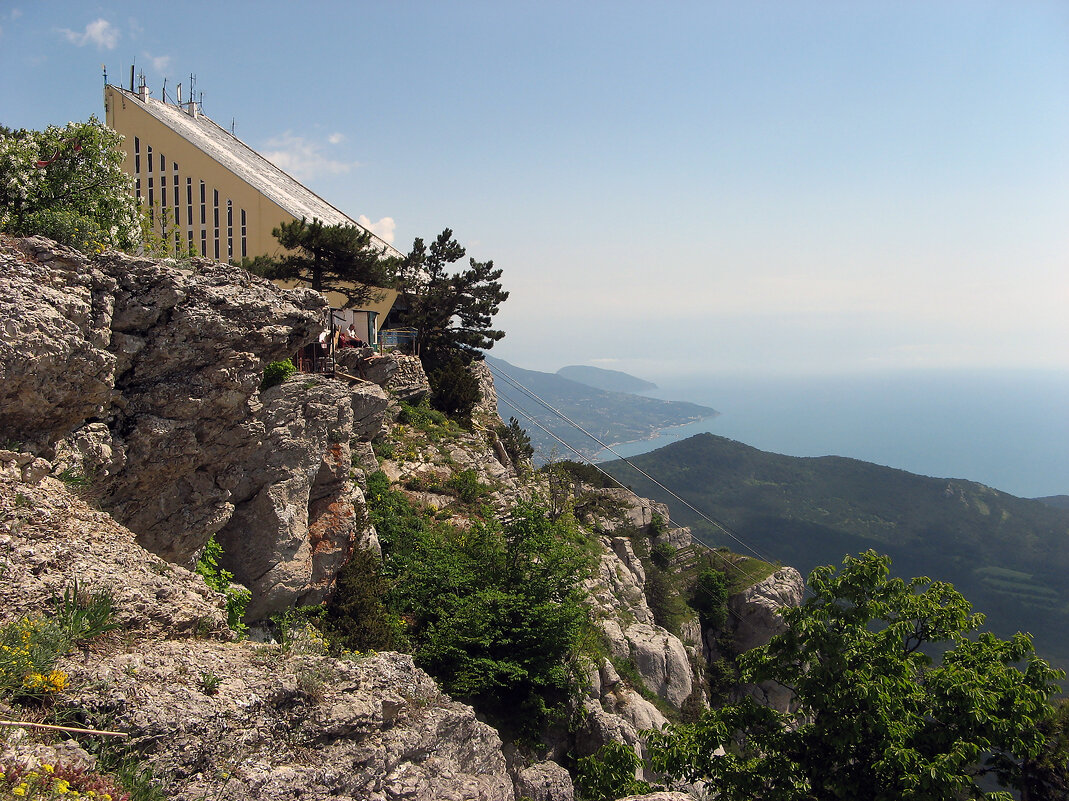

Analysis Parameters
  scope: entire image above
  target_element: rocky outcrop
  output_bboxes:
[64,646,514,801]
[0,473,231,640]
[1,471,514,801]
[0,236,325,567]
[728,567,805,654]
[710,566,805,712]
[215,376,383,621]
[583,534,695,715]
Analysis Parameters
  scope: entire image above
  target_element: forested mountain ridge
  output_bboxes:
[605,432,1069,669]
[487,356,717,462]
[556,364,658,393]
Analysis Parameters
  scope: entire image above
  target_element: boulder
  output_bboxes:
[514,761,574,801]
[624,622,693,709]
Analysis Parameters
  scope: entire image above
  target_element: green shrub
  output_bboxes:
[0,581,117,702]
[355,473,592,739]
[644,566,689,636]
[446,469,491,504]
[51,580,119,642]
[575,741,650,801]
[195,535,250,634]
[691,568,729,628]
[648,511,668,537]
[651,541,677,569]
[397,399,452,430]
[321,547,406,653]
[261,358,296,390]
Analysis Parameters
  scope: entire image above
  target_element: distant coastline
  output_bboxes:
[591,369,1069,499]
[593,411,721,461]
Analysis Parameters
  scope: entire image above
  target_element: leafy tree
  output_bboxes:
[645,551,1064,801]
[247,216,390,306]
[0,117,140,252]
[1020,698,1069,801]
[575,742,651,801]
[393,228,509,368]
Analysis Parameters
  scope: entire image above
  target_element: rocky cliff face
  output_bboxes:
[0,236,804,800]
[0,236,325,566]
[0,471,515,801]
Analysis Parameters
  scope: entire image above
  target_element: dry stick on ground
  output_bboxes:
[0,720,128,737]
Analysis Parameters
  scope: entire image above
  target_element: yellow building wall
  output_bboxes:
[103,85,396,332]
[105,85,297,262]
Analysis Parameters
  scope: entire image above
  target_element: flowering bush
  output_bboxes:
[0,617,69,701]
[0,761,129,800]
[0,118,140,253]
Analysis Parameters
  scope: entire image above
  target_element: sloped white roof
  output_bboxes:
[115,86,403,258]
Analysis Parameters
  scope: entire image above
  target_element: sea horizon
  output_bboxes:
[592,367,1069,500]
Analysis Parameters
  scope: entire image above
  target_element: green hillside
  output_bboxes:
[487,357,717,462]
[603,433,1069,668]
[556,364,658,393]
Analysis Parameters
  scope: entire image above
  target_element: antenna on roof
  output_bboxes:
[129,64,135,91]
[176,82,182,106]
[231,118,236,135]
[162,77,167,103]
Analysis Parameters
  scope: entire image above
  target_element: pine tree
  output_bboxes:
[247,216,390,307]
[394,228,509,369]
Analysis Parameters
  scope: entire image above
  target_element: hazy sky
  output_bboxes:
[2,1,1067,377]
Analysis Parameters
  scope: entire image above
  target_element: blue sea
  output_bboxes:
[593,369,1069,500]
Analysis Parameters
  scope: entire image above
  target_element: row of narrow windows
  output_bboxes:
[133,136,247,260]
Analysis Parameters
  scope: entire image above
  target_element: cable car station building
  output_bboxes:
[103,80,400,346]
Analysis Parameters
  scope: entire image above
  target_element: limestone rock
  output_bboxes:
[216,376,371,621]
[720,566,805,712]
[0,475,231,640]
[350,380,390,440]
[729,566,805,653]
[344,352,433,401]
[0,238,117,445]
[0,236,326,567]
[63,644,514,801]
[623,622,693,709]
[514,761,574,801]
[586,487,670,532]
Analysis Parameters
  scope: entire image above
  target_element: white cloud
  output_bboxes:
[327,132,346,145]
[146,53,171,73]
[262,132,358,181]
[357,215,396,244]
[59,18,119,50]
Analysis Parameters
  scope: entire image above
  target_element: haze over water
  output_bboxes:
[594,368,1069,500]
